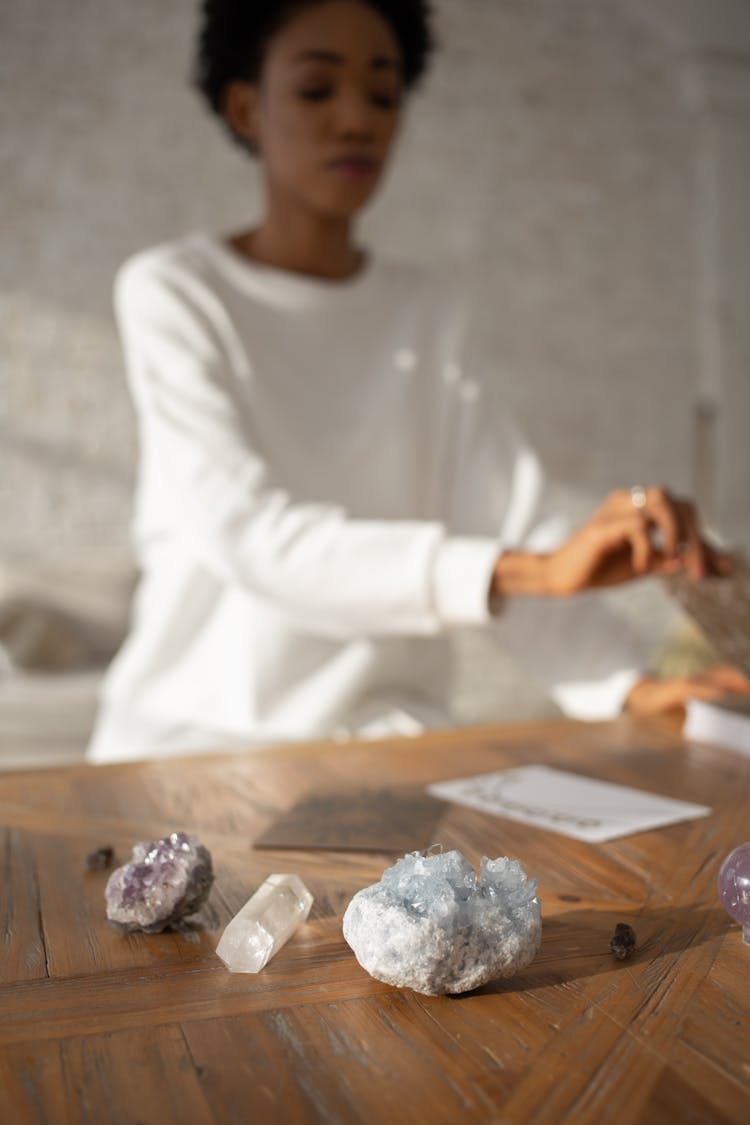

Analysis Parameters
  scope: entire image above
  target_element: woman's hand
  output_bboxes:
[491,485,730,601]
[625,664,750,717]
[544,486,730,595]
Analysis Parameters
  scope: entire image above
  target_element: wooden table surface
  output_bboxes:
[1,716,749,1124]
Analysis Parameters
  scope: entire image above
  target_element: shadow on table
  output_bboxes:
[473,903,732,997]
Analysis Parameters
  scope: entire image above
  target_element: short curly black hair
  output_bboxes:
[194,0,434,145]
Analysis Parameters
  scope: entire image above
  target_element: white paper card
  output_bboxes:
[427,765,712,842]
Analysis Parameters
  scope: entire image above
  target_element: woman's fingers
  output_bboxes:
[553,509,664,593]
[644,486,682,559]
[591,506,685,579]
[623,485,699,571]
[672,497,709,578]
[707,546,734,576]
[607,484,731,578]
[550,484,733,595]
[625,513,655,575]
[598,488,678,568]
[698,663,750,693]
[626,665,750,716]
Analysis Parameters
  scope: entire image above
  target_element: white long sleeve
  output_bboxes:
[116,246,498,639]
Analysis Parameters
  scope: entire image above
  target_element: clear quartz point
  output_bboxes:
[215,873,313,972]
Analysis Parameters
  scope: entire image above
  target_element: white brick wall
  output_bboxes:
[0,0,740,552]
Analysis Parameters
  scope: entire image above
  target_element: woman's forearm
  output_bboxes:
[489,550,553,604]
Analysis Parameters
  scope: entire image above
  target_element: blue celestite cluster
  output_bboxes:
[343,848,542,995]
[105,831,214,933]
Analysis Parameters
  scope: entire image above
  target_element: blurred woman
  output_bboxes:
[88,0,748,762]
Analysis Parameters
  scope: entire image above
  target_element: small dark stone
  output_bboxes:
[610,922,636,960]
[85,845,115,872]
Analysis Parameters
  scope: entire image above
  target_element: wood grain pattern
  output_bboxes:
[1,716,749,1124]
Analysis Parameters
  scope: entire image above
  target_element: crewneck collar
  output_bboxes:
[195,231,377,309]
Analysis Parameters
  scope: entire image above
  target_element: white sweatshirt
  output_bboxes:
[88,233,641,762]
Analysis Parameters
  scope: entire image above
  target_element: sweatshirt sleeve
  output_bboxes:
[115,255,499,640]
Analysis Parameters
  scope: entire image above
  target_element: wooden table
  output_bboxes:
[1,717,748,1124]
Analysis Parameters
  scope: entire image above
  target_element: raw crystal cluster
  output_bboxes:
[105,831,214,933]
[216,874,313,972]
[342,849,542,995]
[718,842,750,945]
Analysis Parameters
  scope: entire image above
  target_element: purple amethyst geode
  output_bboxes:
[105,831,214,933]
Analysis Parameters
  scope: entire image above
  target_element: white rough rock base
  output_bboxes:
[343,851,542,996]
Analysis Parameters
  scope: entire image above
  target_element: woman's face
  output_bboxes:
[230,1,404,221]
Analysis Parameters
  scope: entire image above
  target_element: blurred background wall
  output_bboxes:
[2,0,749,556]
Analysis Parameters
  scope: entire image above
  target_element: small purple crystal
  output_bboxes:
[718,843,750,946]
[105,831,214,933]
